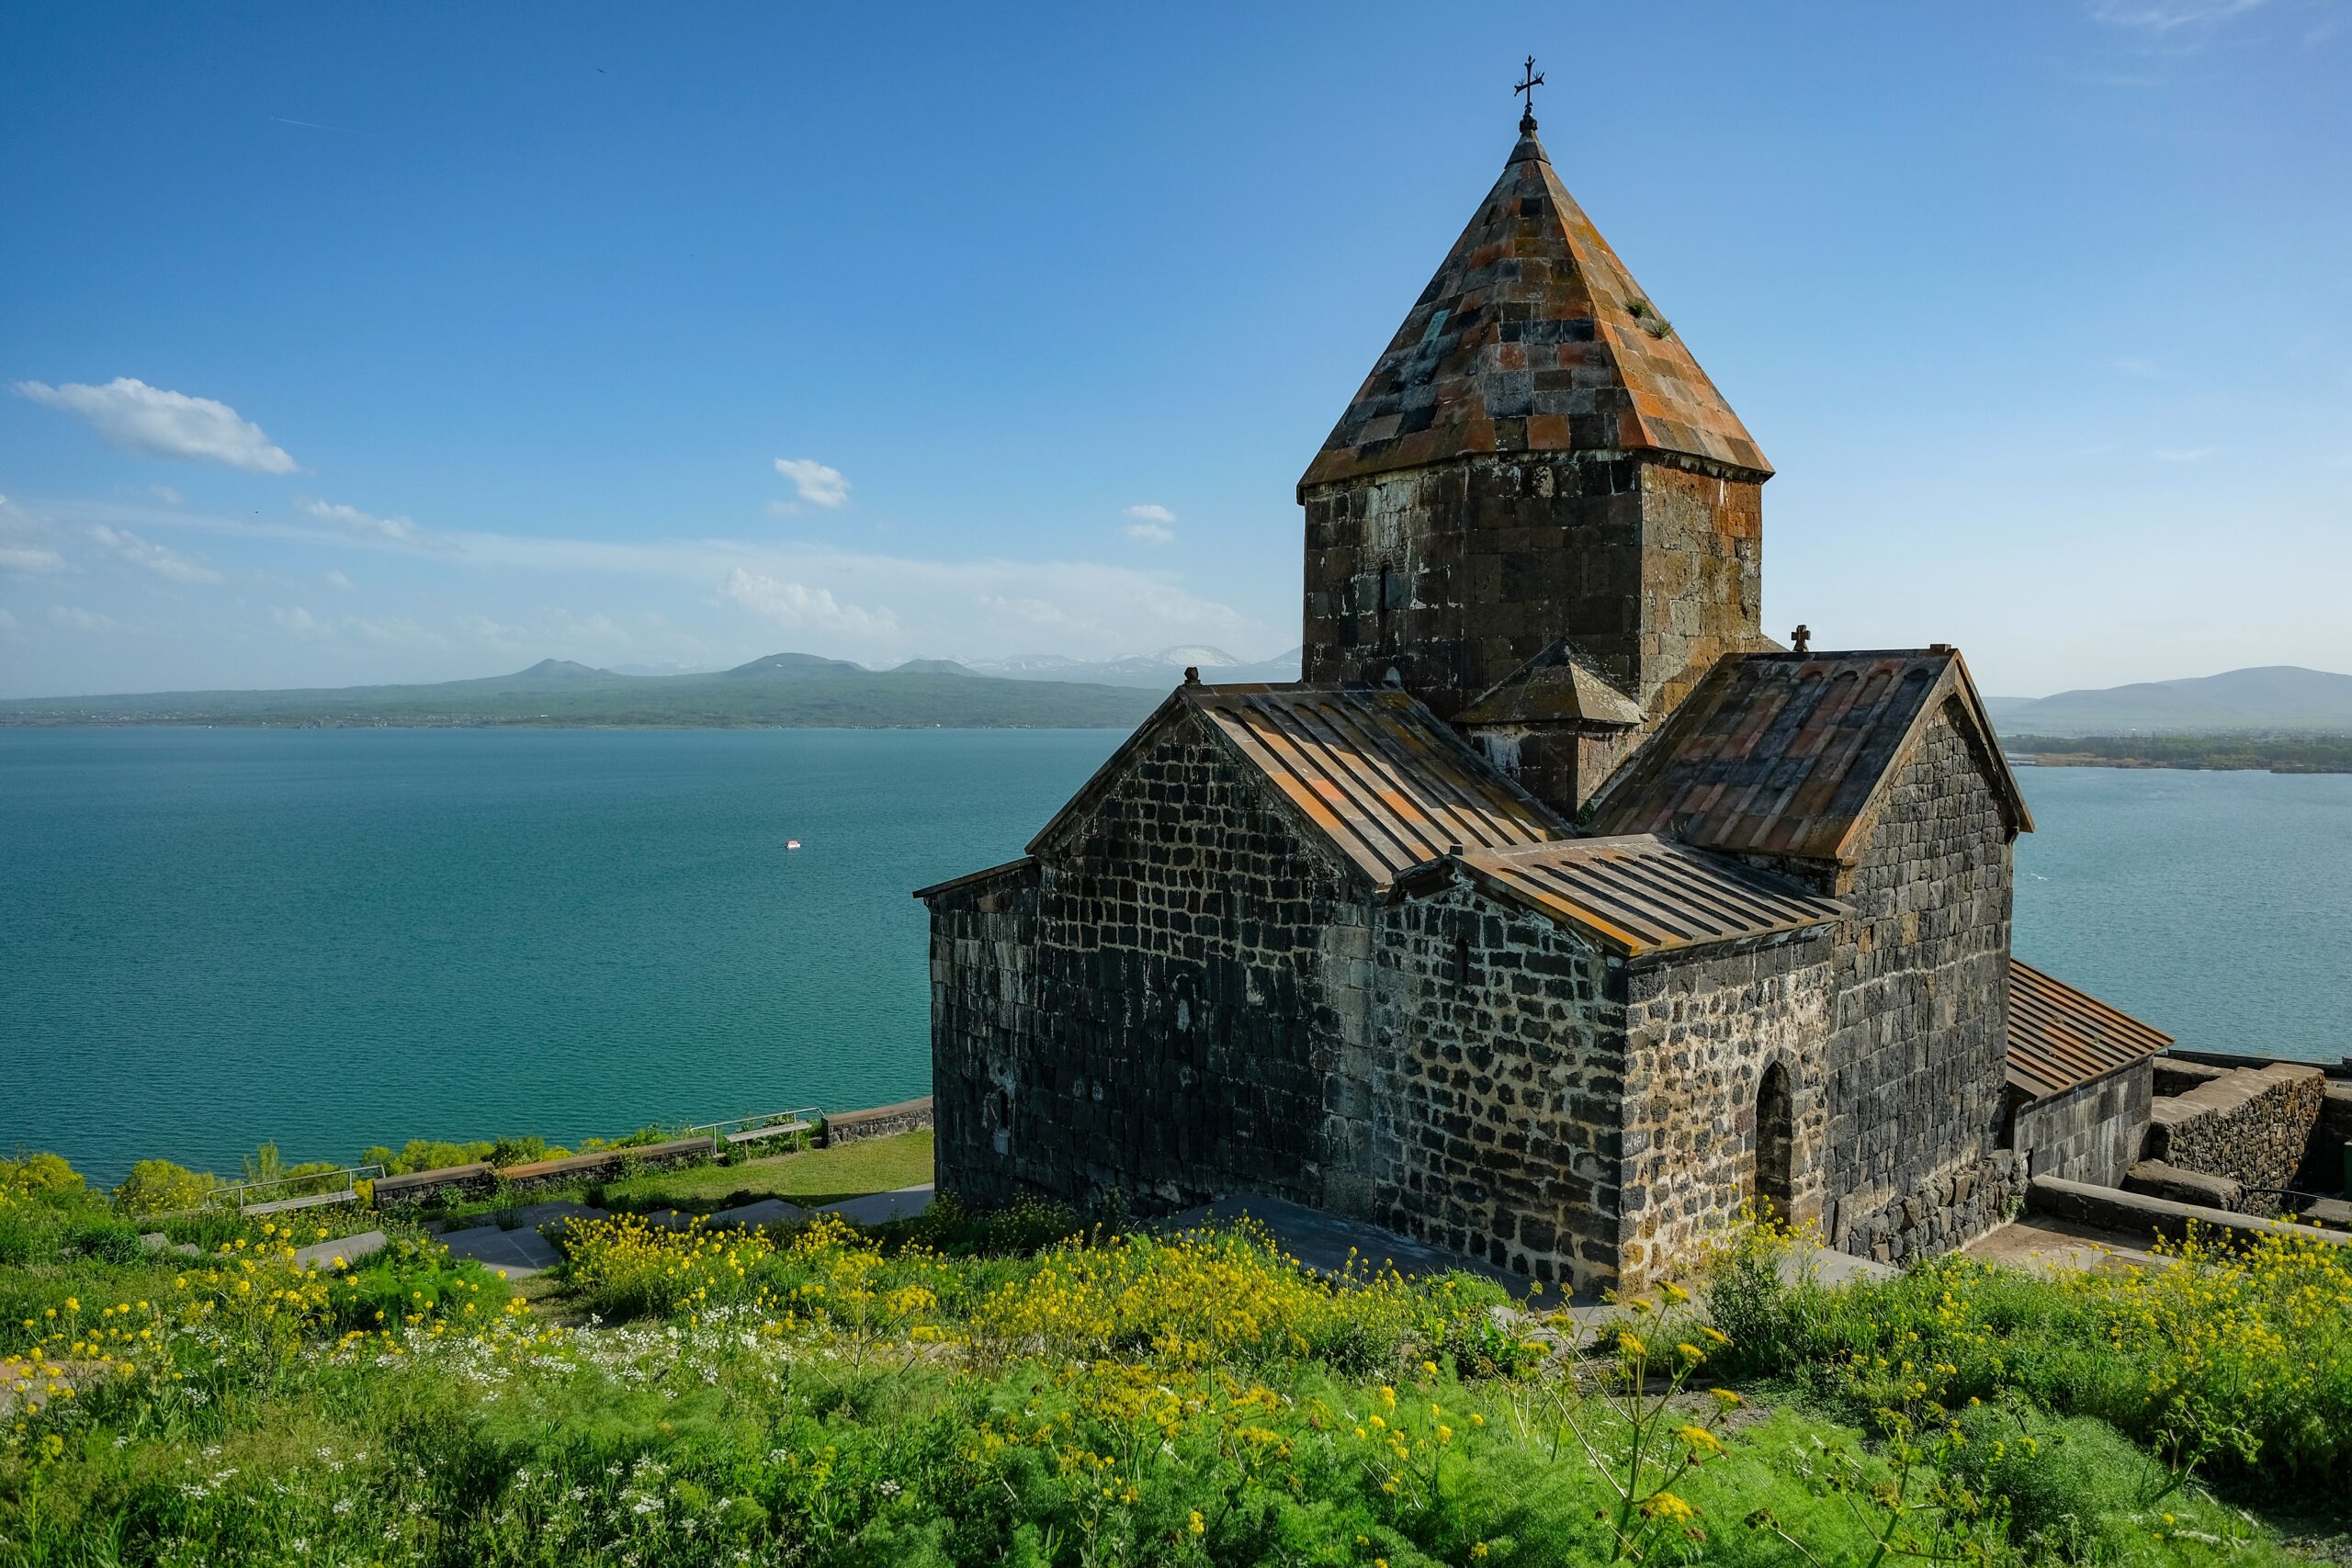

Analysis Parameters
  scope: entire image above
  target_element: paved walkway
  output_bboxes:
[1960,1215,2165,1275]
[820,1184,933,1226]
[292,1230,387,1271]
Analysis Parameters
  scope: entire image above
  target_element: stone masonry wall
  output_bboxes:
[1616,933,1838,1290]
[927,863,1042,1207]
[1820,702,2017,1263]
[1374,882,1625,1290]
[933,711,1373,1214]
[2010,1061,2153,1188]
[2143,1063,2327,1195]
[1300,454,1760,729]
[823,1098,934,1148]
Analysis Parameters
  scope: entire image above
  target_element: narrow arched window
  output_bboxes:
[1755,1062,1794,1223]
[1452,934,1471,985]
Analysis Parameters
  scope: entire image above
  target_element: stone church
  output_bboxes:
[918,106,2164,1291]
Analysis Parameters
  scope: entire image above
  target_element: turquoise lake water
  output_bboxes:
[3,729,2346,1183]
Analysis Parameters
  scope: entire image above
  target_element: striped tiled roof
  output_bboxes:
[2007,960,2172,1100]
[1456,836,1849,958]
[1588,649,2031,863]
[1187,685,1565,885]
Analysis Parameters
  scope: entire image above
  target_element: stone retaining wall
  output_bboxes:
[372,1162,495,1210]
[2123,1159,2243,1212]
[2029,1174,2351,1253]
[2011,1061,2153,1187]
[497,1137,711,1198]
[1838,1152,2024,1266]
[2153,1057,2230,1099]
[824,1098,933,1147]
[2143,1064,2326,1194]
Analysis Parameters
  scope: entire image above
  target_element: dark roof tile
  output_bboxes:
[1456,836,1848,958]
[1587,649,2030,863]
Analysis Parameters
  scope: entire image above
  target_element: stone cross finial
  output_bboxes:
[1792,624,1811,654]
[1514,55,1544,132]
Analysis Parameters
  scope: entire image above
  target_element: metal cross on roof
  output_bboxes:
[1514,55,1544,128]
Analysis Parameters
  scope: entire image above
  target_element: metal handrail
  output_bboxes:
[206,1163,384,1213]
[684,1107,822,1149]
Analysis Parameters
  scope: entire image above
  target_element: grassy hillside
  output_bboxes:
[3,1141,2346,1565]
[0,655,1166,730]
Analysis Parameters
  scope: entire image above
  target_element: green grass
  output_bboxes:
[601,1130,933,1213]
[6,1147,2347,1566]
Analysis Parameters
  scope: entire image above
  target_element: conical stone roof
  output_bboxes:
[1300,120,1770,491]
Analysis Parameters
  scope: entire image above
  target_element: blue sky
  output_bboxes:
[1,1,2345,699]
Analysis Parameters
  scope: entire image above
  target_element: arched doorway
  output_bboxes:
[1755,1062,1794,1223]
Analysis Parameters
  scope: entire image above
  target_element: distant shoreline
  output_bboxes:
[2003,731,2352,774]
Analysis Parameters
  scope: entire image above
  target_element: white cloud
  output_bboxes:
[347,616,448,649]
[976,593,1080,629]
[0,494,65,574]
[49,604,114,632]
[15,378,298,473]
[150,484,184,506]
[719,568,898,638]
[325,569,355,591]
[775,458,850,509]
[458,613,528,646]
[1124,504,1176,524]
[29,496,1278,664]
[1124,522,1175,546]
[272,605,333,638]
[2154,446,2216,463]
[299,497,426,545]
[85,523,223,585]
[2086,0,2263,30]
[0,546,67,575]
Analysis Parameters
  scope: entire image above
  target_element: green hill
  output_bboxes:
[0,653,1167,729]
[1988,665,2352,735]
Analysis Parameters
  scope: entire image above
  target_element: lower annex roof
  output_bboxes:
[2007,959,2172,1100]
[1182,684,1566,886]
[1455,835,1849,959]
